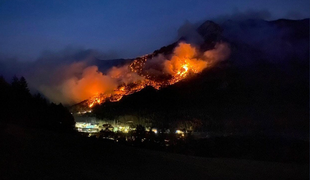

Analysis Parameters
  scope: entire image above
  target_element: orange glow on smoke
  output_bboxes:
[84,42,229,107]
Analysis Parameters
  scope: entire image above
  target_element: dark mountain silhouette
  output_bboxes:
[74,18,309,139]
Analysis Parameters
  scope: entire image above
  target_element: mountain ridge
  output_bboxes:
[71,18,308,138]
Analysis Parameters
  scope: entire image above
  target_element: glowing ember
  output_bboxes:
[86,42,230,107]
[89,97,101,107]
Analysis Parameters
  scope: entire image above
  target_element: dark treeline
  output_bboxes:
[0,76,75,132]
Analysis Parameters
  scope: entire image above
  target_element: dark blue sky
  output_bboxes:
[0,0,309,60]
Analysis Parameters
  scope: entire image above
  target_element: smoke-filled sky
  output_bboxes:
[0,0,309,60]
[0,0,309,105]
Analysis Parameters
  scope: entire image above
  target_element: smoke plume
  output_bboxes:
[0,41,230,105]
[42,42,230,105]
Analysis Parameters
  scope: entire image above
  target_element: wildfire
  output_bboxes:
[86,42,229,108]
[89,97,101,107]
[177,63,189,77]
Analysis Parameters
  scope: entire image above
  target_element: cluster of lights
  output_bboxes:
[175,129,185,137]
[175,130,183,134]
[117,126,130,133]
[75,122,99,132]
[76,122,187,140]
[152,129,158,134]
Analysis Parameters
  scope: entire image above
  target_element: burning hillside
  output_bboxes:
[64,18,309,112]
[86,42,230,108]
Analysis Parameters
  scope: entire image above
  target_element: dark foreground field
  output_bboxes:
[0,124,308,180]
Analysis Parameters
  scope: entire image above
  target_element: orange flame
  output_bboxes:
[86,42,230,107]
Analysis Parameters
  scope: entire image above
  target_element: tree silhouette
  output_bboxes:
[0,75,75,132]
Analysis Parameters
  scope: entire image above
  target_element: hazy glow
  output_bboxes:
[86,42,230,107]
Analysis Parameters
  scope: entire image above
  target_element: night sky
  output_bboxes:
[0,0,309,60]
[0,2,309,173]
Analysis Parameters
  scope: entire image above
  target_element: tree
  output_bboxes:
[0,76,11,125]
[19,76,30,94]
[1,75,76,132]
[11,76,31,101]
[49,103,75,132]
